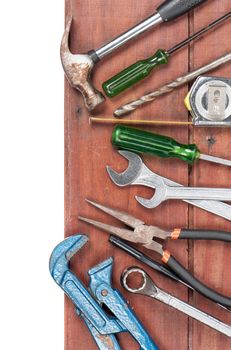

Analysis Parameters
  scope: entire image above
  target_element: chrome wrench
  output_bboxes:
[106,151,231,220]
[135,176,231,209]
[122,267,231,338]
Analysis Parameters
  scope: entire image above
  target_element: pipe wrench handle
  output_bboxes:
[80,312,121,350]
[95,283,159,350]
[62,271,123,334]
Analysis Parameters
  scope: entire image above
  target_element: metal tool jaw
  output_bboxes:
[49,234,158,350]
[79,199,167,255]
[185,76,231,126]
[107,150,231,221]
[106,150,159,191]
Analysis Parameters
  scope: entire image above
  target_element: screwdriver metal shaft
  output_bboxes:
[103,12,231,98]
[199,154,231,167]
[114,52,231,117]
[95,0,208,59]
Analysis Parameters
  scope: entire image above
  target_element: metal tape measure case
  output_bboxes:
[185,76,231,126]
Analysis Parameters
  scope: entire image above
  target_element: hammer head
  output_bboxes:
[61,17,105,111]
[49,234,89,285]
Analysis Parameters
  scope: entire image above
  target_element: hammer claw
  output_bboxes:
[60,16,105,111]
[61,16,73,54]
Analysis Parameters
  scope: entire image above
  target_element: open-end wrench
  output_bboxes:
[135,176,231,209]
[106,151,231,220]
[122,267,231,338]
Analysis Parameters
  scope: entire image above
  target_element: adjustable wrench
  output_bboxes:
[107,150,231,220]
[49,234,159,350]
[122,267,231,338]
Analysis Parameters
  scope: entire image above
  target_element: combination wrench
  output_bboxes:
[107,150,231,220]
[136,176,231,209]
[122,267,231,338]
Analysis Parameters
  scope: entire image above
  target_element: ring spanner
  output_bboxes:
[122,267,231,338]
[49,234,159,350]
[107,150,231,220]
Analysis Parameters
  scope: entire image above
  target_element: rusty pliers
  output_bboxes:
[79,199,231,309]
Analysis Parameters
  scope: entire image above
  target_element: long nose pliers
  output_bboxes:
[79,199,231,309]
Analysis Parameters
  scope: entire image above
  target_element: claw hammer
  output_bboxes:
[61,0,208,111]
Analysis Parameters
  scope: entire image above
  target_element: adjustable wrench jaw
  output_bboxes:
[49,234,89,285]
[50,235,159,350]
[89,257,114,296]
[50,235,122,335]
[88,258,159,350]
[89,258,158,350]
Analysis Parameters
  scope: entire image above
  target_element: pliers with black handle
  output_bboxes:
[79,199,231,309]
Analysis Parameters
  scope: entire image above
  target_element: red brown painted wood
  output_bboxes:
[188,1,231,349]
[64,0,231,349]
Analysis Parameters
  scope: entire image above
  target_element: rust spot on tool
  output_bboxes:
[61,16,105,111]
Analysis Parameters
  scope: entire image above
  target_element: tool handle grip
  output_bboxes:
[109,235,180,282]
[103,50,169,97]
[165,254,231,308]
[157,0,208,22]
[112,125,199,164]
[177,229,231,242]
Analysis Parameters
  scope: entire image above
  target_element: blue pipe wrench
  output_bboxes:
[49,234,159,350]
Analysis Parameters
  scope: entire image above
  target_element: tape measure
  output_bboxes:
[185,76,231,126]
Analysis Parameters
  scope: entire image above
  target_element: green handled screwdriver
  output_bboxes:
[103,12,231,97]
[112,125,231,167]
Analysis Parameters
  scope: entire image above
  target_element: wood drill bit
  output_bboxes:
[113,52,231,118]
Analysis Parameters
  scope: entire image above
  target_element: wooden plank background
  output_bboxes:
[64,0,231,349]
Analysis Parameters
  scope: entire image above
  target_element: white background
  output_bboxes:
[0,1,64,349]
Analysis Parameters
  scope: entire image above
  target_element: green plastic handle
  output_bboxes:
[103,49,169,98]
[112,125,200,164]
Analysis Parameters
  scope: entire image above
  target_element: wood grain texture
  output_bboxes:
[64,0,231,349]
